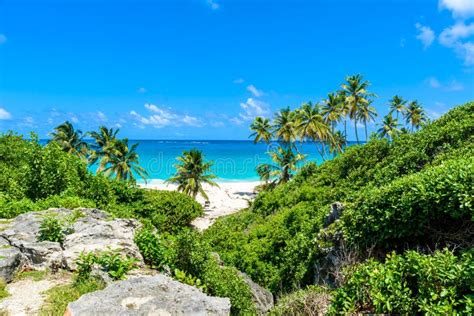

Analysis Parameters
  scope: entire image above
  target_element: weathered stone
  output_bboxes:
[0,208,143,273]
[239,272,274,314]
[66,275,231,316]
[324,202,345,227]
[0,237,25,282]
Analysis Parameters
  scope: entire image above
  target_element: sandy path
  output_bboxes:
[140,180,260,230]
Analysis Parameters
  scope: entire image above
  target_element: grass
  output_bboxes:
[0,279,9,300]
[40,277,105,316]
[15,270,49,282]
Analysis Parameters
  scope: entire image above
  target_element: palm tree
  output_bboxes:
[328,130,347,156]
[341,74,376,144]
[405,100,427,131]
[257,146,306,185]
[321,93,345,133]
[357,100,378,141]
[250,117,272,144]
[88,126,120,173]
[50,121,88,159]
[377,114,400,140]
[273,107,298,144]
[337,90,350,138]
[296,102,331,160]
[167,149,218,200]
[389,95,407,120]
[103,139,148,183]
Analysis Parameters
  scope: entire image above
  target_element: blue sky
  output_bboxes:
[0,0,473,140]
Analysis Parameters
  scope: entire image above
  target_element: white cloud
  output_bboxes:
[0,34,6,45]
[115,123,122,128]
[439,0,474,19]
[439,22,474,65]
[69,114,79,123]
[233,78,245,84]
[207,0,219,10]
[0,108,11,120]
[236,98,270,122]
[137,87,147,93]
[246,84,265,97]
[210,121,225,127]
[425,77,464,91]
[426,109,441,119]
[97,111,107,122]
[131,104,203,128]
[400,38,406,48]
[415,23,435,49]
[427,76,442,88]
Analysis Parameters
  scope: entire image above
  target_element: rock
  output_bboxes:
[238,272,274,314]
[0,237,25,282]
[324,202,344,227]
[0,208,143,273]
[66,275,231,316]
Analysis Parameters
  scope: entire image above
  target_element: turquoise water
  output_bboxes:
[122,140,349,181]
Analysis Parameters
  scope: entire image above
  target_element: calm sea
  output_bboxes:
[42,139,357,181]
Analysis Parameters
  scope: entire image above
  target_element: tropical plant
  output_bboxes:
[250,117,272,144]
[321,93,345,133]
[38,215,64,243]
[50,121,88,159]
[88,126,120,173]
[273,107,298,144]
[103,138,148,184]
[329,130,347,156]
[357,100,378,141]
[405,100,427,131]
[388,95,407,120]
[296,102,331,160]
[377,114,400,140]
[341,74,376,144]
[257,146,306,184]
[166,149,218,200]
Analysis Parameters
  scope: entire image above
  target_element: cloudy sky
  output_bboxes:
[0,0,473,140]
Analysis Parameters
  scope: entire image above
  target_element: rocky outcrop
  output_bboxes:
[66,275,231,316]
[324,202,345,227]
[239,272,274,314]
[0,208,143,281]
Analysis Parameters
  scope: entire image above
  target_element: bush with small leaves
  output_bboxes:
[38,215,64,243]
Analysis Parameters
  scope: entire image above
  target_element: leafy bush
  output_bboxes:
[0,278,9,299]
[134,227,171,269]
[95,250,138,280]
[75,251,97,282]
[329,249,474,315]
[38,215,65,243]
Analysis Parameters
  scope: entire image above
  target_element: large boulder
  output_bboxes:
[66,275,231,316]
[0,208,143,273]
[0,236,25,282]
[239,272,274,314]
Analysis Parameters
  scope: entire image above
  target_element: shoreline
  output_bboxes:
[139,179,261,230]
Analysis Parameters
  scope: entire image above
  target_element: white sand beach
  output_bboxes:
[140,180,260,230]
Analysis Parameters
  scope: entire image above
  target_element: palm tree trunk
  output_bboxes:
[344,119,347,138]
[354,117,360,144]
[364,119,368,142]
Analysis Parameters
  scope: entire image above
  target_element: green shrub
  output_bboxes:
[0,197,38,218]
[95,249,138,280]
[136,190,203,232]
[0,278,9,299]
[38,215,64,243]
[329,249,474,315]
[134,227,172,269]
[75,251,96,282]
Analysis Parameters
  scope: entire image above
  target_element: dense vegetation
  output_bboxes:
[205,102,474,313]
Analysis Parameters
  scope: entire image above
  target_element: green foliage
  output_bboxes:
[205,102,474,295]
[38,215,64,243]
[134,227,171,269]
[329,249,474,315]
[75,251,97,282]
[0,278,9,300]
[95,249,138,280]
[40,277,105,316]
[173,268,206,291]
[15,269,49,282]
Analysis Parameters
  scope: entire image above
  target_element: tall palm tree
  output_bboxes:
[103,139,148,183]
[357,100,378,141]
[273,107,298,144]
[405,100,427,132]
[250,117,272,144]
[166,149,218,200]
[50,121,88,159]
[88,126,120,173]
[296,102,331,160]
[341,74,376,144]
[321,93,345,133]
[337,90,350,138]
[257,146,305,185]
[377,114,400,140]
[389,95,407,120]
[328,130,347,156]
